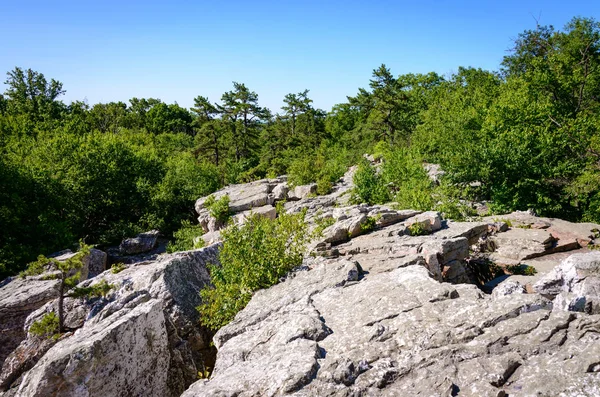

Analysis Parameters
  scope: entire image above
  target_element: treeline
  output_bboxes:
[1,16,599,278]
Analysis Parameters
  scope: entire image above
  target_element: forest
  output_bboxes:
[1,16,599,279]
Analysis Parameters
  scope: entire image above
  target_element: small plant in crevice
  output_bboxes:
[360,216,379,234]
[204,194,231,223]
[70,279,116,299]
[506,264,537,276]
[29,312,60,340]
[111,262,127,274]
[407,222,428,236]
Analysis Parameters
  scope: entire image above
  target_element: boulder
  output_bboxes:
[232,205,277,226]
[288,183,317,201]
[271,183,289,201]
[419,237,469,282]
[17,300,170,397]
[119,230,160,255]
[405,211,442,234]
[0,278,59,368]
[52,248,106,280]
[491,228,556,263]
[533,251,600,314]
[322,215,368,245]
[2,245,221,397]
[492,279,527,299]
[195,180,273,214]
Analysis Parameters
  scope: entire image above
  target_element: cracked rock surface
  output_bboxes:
[184,231,600,397]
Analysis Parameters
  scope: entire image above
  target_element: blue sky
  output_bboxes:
[1,1,598,113]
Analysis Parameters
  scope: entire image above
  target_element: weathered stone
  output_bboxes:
[119,230,160,255]
[232,205,277,225]
[288,183,317,200]
[183,259,588,396]
[199,231,222,246]
[0,336,57,392]
[491,228,556,263]
[195,179,272,214]
[0,278,59,368]
[48,248,107,281]
[405,211,442,233]
[17,299,170,397]
[5,245,221,397]
[491,279,527,299]
[271,183,289,201]
[420,237,469,282]
[322,215,368,245]
[533,251,600,314]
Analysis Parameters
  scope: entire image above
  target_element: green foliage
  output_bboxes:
[70,279,115,299]
[110,263,127,274]
[204,195,231,223]
[351,158,389,205]
[198,205,309,330]
[506,264,537,276]
[407,222,428,236]
[29,312,60,339]
[360,216,378,233]
[314,214,336,236]
[380,146,435,211]
[3,15,600,278]
[166,220,206,253]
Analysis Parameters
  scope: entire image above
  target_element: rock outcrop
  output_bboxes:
[4,163,600,397]
[0,245,220,396]
[184,254,600,397]
[119,230,160,255]
[534,251,600,314]
[0,277,59,369]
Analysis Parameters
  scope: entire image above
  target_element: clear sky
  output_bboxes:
[1,0,598,113]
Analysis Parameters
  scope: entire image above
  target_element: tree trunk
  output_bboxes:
[58,276,65,333]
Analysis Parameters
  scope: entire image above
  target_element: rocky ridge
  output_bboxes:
[1,165,600,396]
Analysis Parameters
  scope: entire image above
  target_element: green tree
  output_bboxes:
[191,96,223,165]
[219,82,269,161]
[3,67,65,123]
[21,243,91,333]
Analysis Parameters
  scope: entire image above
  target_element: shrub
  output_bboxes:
[29,312,60,339]
[360,216,378,233]
[70,279,115,299]
[110,263,127,274]
[381,146,434,211]
[198,205,309,330]
[166,220,206,253]
[351,158,389,205]
[407,222,428,236]
[507,264,537,276]
[204,195,231,223]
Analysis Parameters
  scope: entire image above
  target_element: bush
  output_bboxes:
[203,195,231,223]
[381,146,434,211]
[198,205,309,330]
[166,220,206,253]
[29,312,60,339]
[351,158,389,205]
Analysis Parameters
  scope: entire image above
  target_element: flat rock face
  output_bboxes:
[1,245,220,396]
[195,178,284,215]
[0,277,59,368]
[491,228,556,263]
[184,253,600,396]
[17,299,169,397]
